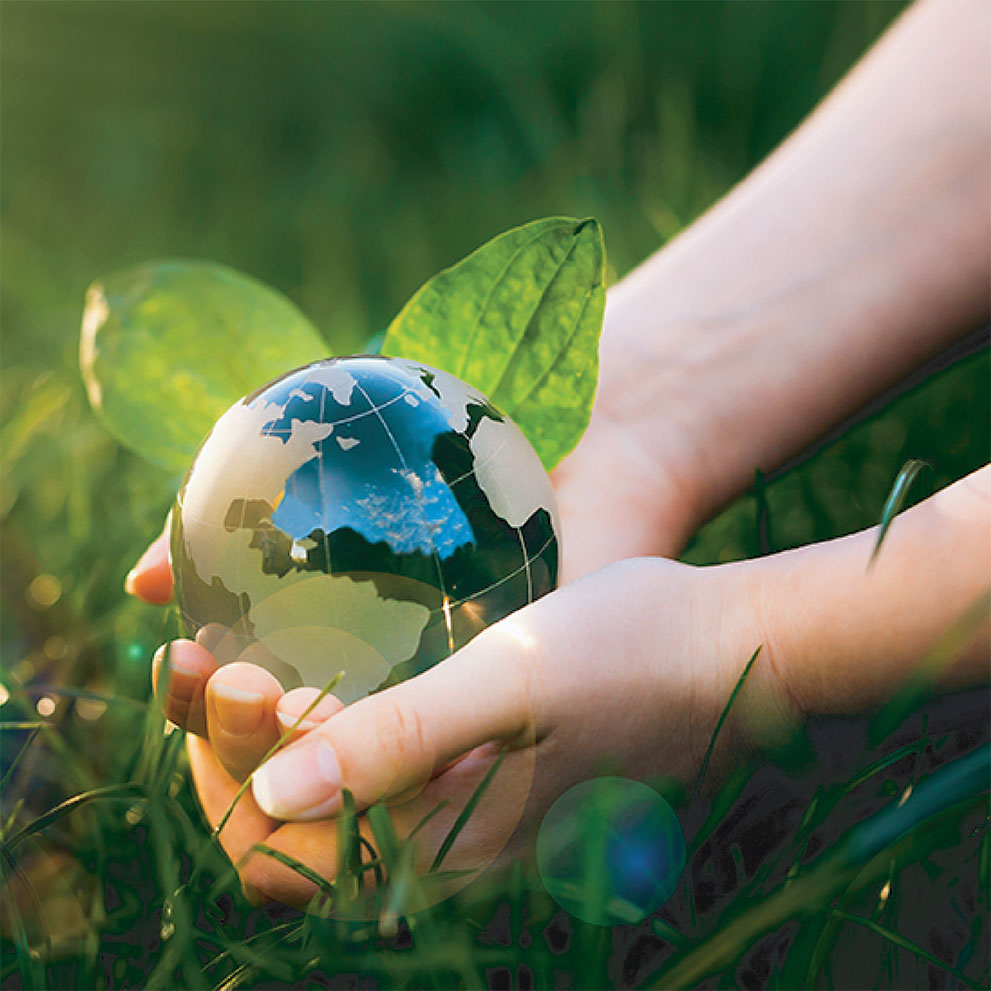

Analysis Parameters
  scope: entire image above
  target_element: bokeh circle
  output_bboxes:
[536,777,686,926]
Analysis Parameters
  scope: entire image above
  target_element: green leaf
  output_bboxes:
[383,217,606,471]
[79,260,327,474]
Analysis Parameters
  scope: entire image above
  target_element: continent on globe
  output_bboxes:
[172,355,560,703]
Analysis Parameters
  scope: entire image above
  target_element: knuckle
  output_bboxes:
[373,694,432,779]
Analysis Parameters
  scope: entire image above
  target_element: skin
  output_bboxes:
[127,0,990,907]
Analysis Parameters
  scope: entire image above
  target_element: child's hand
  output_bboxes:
[132,546,766,906]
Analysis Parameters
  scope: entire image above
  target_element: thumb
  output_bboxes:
[250,622,539,821]
[125,519,174,605]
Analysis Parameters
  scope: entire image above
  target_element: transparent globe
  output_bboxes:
[172,355,560,703]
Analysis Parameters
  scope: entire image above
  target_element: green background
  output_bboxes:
[2,2,987,988]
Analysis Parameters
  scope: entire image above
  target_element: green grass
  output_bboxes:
[2,2,988,987]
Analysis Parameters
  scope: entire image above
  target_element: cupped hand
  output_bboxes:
[130,527,769,907]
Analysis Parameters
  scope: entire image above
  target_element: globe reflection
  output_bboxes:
[172,355,560,703]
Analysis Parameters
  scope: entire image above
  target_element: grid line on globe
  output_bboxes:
[172,356,561,703]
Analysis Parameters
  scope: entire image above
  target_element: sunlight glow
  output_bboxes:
[27,574,62,608]
[877,880,892,910]
[36,696,56,717]
[442,595,454,654]
[496,619,537,651]
[76,697,107,721]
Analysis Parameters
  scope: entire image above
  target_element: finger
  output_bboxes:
[206,662,284,783]
[152,639,217,737]
[242,745,526,909]
[187,733,279,905]
[275,688,345,745]
[125,521,173,604]
[251,619,539,821]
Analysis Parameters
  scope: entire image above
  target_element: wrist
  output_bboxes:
[594,268,802,541]
[695,555,802,756]
[732,468,991,732]
[587,288,718,547]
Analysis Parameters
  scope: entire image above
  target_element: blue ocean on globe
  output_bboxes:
[172,355,560,702]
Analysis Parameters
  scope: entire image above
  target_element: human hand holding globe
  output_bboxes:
[128,355,757,907]
[113,217,736,909]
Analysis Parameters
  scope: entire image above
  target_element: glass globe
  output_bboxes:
[171,355,560,703]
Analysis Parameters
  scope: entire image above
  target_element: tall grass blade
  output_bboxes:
[2,845,53,961]
[848,744,989,867]
[366,804,402,872]
[649,745,990,989]
[869,458,930,569]
[0,847,46,990]
[251,843,336,910]
[408,799,451,841]
[212,670,343,839]
[204,921,302,976]
[692,646,761,802]
[336,788,364,901]
[0,725,42,793]
[4,783,144,850]
[829,910,982,989]
[430,749,506,873]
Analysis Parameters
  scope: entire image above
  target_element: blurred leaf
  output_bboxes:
[79,260,327,474]
[383,217,605,471]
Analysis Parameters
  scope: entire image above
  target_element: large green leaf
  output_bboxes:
[79,260,327,474]
[383,217,605,471]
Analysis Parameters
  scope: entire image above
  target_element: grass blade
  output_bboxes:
[212,670,343,839]
[251,843,335,903]
[408,799,451,841]
[648,745,990,990]
[335,788,366,906]
[869,459,930,568]
[829,909,982,989]
[430,749,506,873]
[0,725,42,794]
[0,847,46,990]
[692,646,762,802]
[4,783,144,850]
[366,804,402,873]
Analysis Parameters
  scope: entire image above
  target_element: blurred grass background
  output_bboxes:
[2,2,988,988]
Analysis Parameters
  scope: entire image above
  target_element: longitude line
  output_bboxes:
[354,380,457,658]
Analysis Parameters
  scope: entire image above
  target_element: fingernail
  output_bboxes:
[153,645,201,699]
[252,737,342,820]
[276,710,317,735]
[124,569,139,595]
[211,681,265,736]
